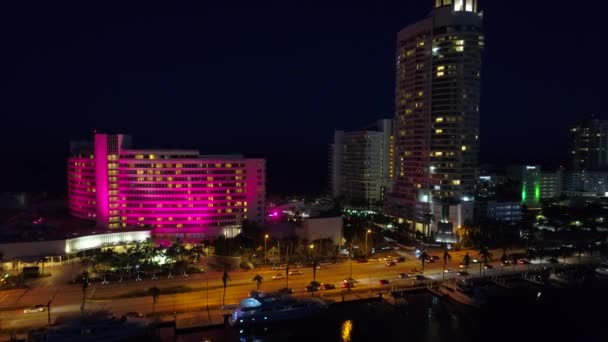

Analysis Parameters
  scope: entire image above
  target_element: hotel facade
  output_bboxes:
[68,133,265,239]
[387,0,484,242]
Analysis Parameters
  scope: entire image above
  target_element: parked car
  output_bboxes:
[357,258,368,263]
[396,257,406,263]
[518,259,530,265]
[548,258,559,264]
[319,283,335,290]
[484,264,494,270]
[343,277,359,283]
[398,273,410,278]
[386,261,397,267]
[341,282,355,289]
[272,264,287,270]
[304,285,319,292]
[23,305,44,314]
[288,270,302,275]
[272,273,285,280]
[378,279,390,285]
[457,271,469,276]
[444,268,456,273]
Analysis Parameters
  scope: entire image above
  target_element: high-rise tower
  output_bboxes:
[387,0,484,242]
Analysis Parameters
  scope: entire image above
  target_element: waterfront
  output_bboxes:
[182,275,608,342]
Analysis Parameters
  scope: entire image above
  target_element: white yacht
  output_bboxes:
[595,264,608,277]
[438,280,486,308]
[229,292,328,327]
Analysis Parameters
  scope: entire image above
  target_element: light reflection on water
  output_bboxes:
[340,319,353,342]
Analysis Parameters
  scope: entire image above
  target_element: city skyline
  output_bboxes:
[1,1,607,195]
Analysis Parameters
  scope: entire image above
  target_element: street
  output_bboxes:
[0,246,584,332]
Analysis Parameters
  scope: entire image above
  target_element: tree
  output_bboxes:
[478,248,493,277]
[509,253,518,273]
[500,250,508,273]
[222,269,230,308]
[418,251,429,273]
[252,274,264,291]
[462,252,470,271]
[148,286,160,315]
[442,249,452,280]
[80,271,90,317]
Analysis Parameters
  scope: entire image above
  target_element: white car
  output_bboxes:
[272,274,285,280]
[24,305,45,314]
[288,270,302,275]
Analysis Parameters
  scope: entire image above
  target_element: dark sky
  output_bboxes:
[1,1,606,195]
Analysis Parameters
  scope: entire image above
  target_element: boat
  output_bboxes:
[595,264,608,277]
[438,280,486,308]
[229,292,328,327]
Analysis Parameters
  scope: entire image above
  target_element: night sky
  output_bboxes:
[1,1,606,195]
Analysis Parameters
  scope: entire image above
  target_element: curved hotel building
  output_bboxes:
[68,134,265,239]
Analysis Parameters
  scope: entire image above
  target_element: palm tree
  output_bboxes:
[222,269,230,308]
[252,274,264,291]
[80,271,89,317]
[462,252,470,271]
[418,251,429,273]
[148,286,160,315]
[478,248,493,277]
[500,250,508,274]
[509,253,517,273]
[442,249,452,280]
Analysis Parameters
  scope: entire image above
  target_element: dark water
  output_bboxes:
[182,275,608,342]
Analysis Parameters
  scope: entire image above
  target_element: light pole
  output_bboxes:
[264,234,269,265]
[365,229,372,258]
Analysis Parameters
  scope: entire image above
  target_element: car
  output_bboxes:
[357,258,369,263]
[457,271,469,276]
[341,282,355,289]
[276,287,295,294]
[272,273,285,280]
[124,312,143,318]
[484,264,494,270]
[472,259,480,263]
[272,264,287,270]
[414,275,428,281]
[24,305,45,314]
[518,259,530,265]
[444,268,456,273]
[398,273,410,278]
[288,270,302,275]
[304,285,319,292]
[343,277,359,283]
[396,257,406,263]
[425,257,436,263]
[458,263,466,268]
[319,283,336,290]
[386,261,397,267]
[548,257,559,264]
[378,279,390,285]
[431,255,440,261]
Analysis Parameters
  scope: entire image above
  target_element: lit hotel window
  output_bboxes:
[461,145,468,151]
[436,117,444,122]
[435,129,443,134]
[437,71,445,77]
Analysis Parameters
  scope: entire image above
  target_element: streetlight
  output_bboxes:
[264,234,269,265]
[365,229,372,258]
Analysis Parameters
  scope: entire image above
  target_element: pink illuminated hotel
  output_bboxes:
[68,133,265,239]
